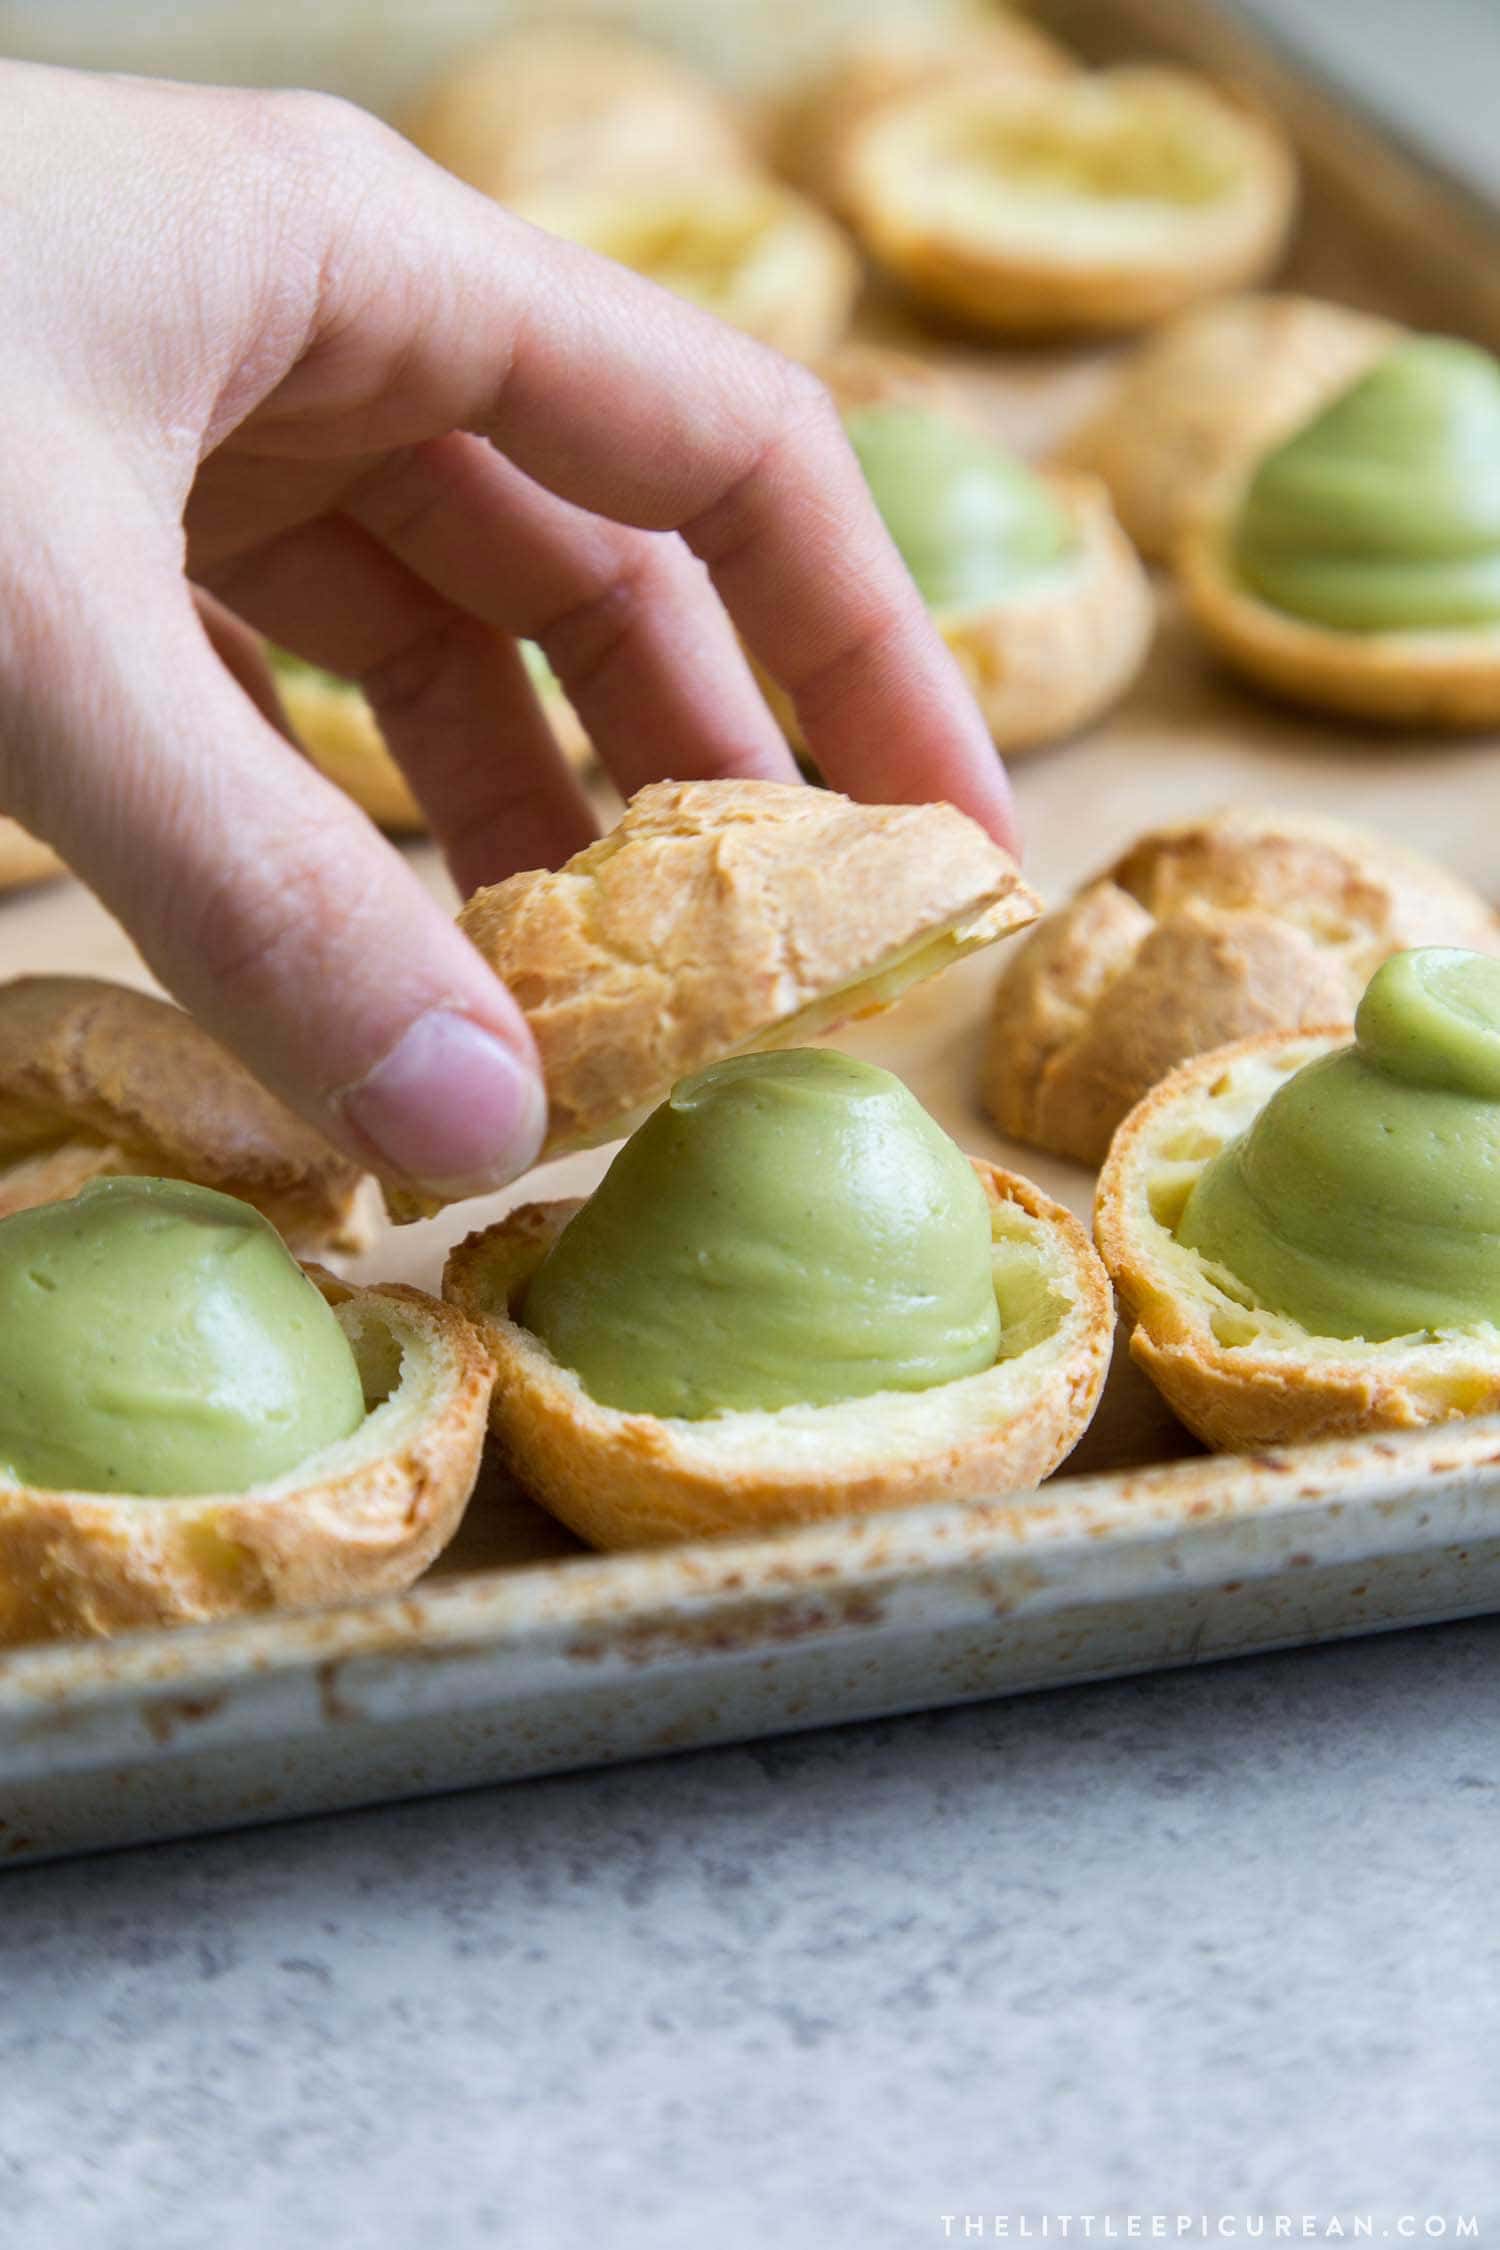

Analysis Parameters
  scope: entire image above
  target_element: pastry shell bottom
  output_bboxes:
[1094,1030,1500,1450]
[444,1161,1113,1550]
[0,1278,495,1647]
[1177,521,1500,728]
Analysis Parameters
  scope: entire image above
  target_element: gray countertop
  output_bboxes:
[4,1617,1500,2247]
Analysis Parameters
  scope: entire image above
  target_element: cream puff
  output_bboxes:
[983,808,1500,1170]
[1178,336,1500,725]
[0,1177,493,1645]
[1095,947,1500,1450]
[1053,292,1397,562]
[843,66,1296,336]
[403,23,752,205]
[446,1048,1111,1547]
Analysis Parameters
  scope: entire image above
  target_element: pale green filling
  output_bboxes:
[1233,337,1500,632]
[845,405,1079,613]
[523,1048,1001,1419]
[1179,948,1500,1340]
[0,1177,366,1495]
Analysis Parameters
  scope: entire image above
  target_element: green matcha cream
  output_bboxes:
[1232,337,1500,632]
[523,1048,1001,1419]
[1179,948,1500,1340]
[845,405,1079,612]
[0,1177,366,1495]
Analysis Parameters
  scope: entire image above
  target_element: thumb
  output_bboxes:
[5,573,548,1200]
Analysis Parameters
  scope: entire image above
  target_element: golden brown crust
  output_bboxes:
[0,976,374,1255]
[0,820,64,893]
[444,1160,1112,1548]
[458,779,1040,1158]
[1093,1030,1500,1451]
[772,16,1075,220]
[1178,516,1500,726]
[511,175,860,362]
[403,23,752,204]
[276,660,590,833]
[984,809,1500,1169]
[844,67,1297,336]
[1054,293,1397,561]
[0,1279,496,1647]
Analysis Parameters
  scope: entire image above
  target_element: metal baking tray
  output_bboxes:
[6,0,1500,1863]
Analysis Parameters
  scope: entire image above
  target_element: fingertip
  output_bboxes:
[335,1007,548,1197]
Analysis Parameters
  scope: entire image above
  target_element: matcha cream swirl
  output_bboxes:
[845,404,1079,613]
[1179,948,1500,1339]
[523,1048,1002,1418]
[1232,337,1500,632]
[0,1177,366,1495]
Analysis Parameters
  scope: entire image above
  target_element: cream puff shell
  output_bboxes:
[844,66,1297,336]
[1177,514,1500,727]
[403,23,752,205]
[983,809,1500,1169]
[444,1161,1112,1549]
[772,14,1075,221]
[276,659,591,834]
[1094,1028,1500,1451]
[510,176,860,362]
[0,1276,496,1647]
[0,975,376,1256]
[456,779,1040,1164]
[1054,293,1398,562]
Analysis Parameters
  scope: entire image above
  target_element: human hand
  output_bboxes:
[0,63,1018,1199]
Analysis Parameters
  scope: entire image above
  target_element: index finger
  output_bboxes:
[250,116,1019,852]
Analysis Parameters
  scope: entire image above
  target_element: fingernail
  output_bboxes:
[338,1010,547,1193]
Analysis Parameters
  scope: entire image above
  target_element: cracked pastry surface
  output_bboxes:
[844,65,1296,335]
[983,810,1500,1168]
[0,975,376,1253]
[458,778,1040,1161]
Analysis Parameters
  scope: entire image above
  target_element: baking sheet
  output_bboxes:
[6,0,1500,1862]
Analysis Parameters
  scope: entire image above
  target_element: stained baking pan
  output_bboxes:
[6,0,1500,1862]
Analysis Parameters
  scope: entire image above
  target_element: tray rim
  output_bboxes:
[10,0,1500,1856]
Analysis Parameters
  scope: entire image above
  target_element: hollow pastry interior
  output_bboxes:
[845,66,1295,331]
